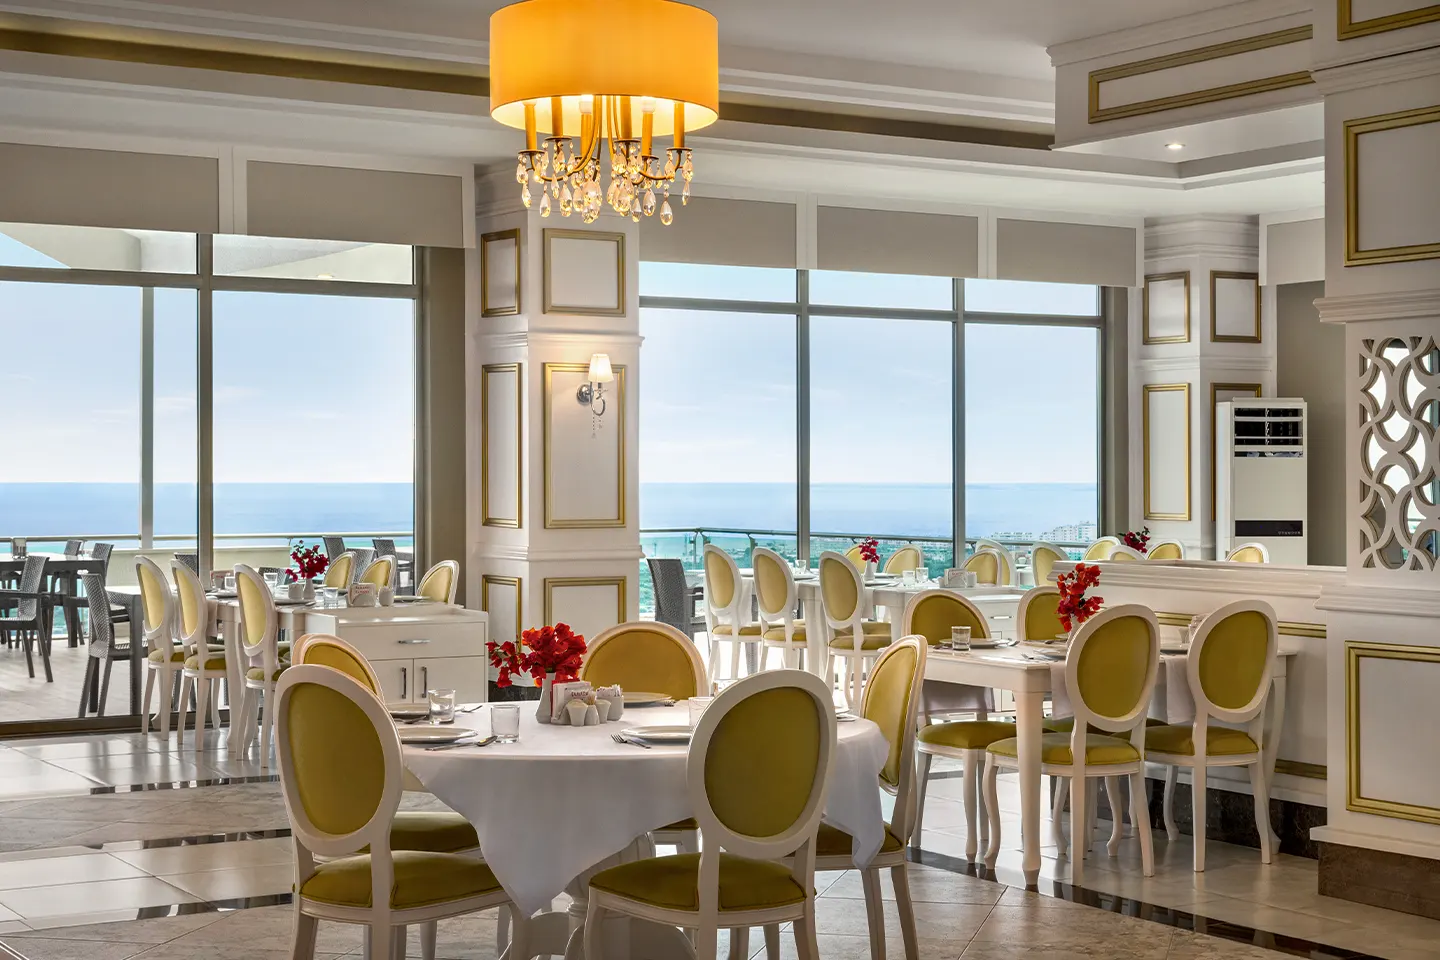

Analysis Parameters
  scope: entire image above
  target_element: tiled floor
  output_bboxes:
[0,733,1438,959]
[0,626,142,724]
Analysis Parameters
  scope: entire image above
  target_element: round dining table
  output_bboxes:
[402,702,891,959]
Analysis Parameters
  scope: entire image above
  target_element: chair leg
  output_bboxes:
[367,923,391,960]
[99,658,114,716]
[195,674,211,752]
[763,923,781,959]
[727,925,749,960]
[861,868,886,959]
[1070,775,1088,887]
[892,864,920,960]
[1131,771,1155,877]
[38,626,53,683]
[159,670,176,738]
[20,631,34,679]
[209,680,222,731]
[982,756,1002,868]
[1051,778,1068,857]
[78,659,98,718]
[142,668,156,734]
[961,747,981,860]
[911,750,933,850]
[176,674,192,749]
[1163,764,1180,840]
[794,900,820,960]
[1106,776,1124,857]
[260,678,276,769]
[290,909,317,960]
[1249,761,1274,864]
[419,921,436,960]
[390,925,406,960]
[729,640,740,682]
[708,637,720,687]
[694,920,718,960]
[495,903,510,957]
[1193,766,1207,873]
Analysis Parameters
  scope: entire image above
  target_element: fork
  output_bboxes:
[611,733,651,749]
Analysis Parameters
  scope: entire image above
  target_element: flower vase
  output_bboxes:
[537,673,555,724]
[304,580,316,601]
[865,561,877,578]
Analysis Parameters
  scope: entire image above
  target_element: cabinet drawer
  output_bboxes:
[340,620,486,661]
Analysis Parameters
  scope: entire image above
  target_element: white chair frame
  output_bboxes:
[983,604,1160,887]
[233,563,283,768]
[583,620,707,699]
[972,539,1017,584]
[752,547,806,669]
[1152,599,1278,872]
[277,666,527,960]
[584,669,837,960]
[1227,542,1271,563]
[1028,541,1070,584]
[701,544,759,685]
[1107,544,1145,562]
[137,555,183,739]
[963,547,1007,586]
[416,560,460,603]
[1082,536,1121,561]
[818,551,887,708]
[1146,539,1185,560]
[173,560,223,752]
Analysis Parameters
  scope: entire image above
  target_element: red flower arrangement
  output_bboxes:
[288,544,329,583]
[487,623,587,688]
[858,538,880,564]
[1121,527,1151,554]
[1056,563,1103,633]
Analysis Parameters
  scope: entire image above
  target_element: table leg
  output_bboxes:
[1263,675,1286,847]
[126,597,143,714]
[1015,689,1045,886]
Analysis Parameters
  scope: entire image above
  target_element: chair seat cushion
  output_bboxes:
[299,851,500,908]
[829,622,892,651]
[655,818,698,832]
[918,720,1018,750]
[815,821,903,859]
[184,653,226,671]
[147,649,185,664]
[589,852,805,913]
[389,812,479,853]
[762,623,806,642]
[246,663,290,682]
[1043,716,1166,734]
[711,624,763,637]
[1147,723,1259,757]
[989,733,1141,766]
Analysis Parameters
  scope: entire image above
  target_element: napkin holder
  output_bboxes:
[551,681,594,724]
[349,582,378,607]
[941,568,962,588]
[595,685,624,722]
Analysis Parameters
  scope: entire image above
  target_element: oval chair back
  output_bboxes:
[170,559,208,659]
[687,669,837,920]
[962,548,1003,585]
[884,544,923,574]
[817,550,863,633]
[136,555,175,656]
[1064,605,1160,751]
[902,590,993,717]
[701,544,743,629]
[1227,542,1270,563]
[752,546,798,635]
[360,556,396,589]
[858,636,927,844]
[294,633,384,698]
[1029,542,1069,584]
[1108,545,1144,562]
[973,539,1016,580]
[1186,601,1276,728]
[1148,540,1184,560]
[417,560,459,604]
[1016,586,1065,643]
[843,544,865,566]
[1082,537,1119,561]
[324,552,355,589]
[236,563,282,767]
[582,621,706,700]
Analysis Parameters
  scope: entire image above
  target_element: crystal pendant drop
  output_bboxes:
[682,181,690,203]
[515,160,527,184]
[559,184,572,216]
[643,189,656,216]
[682,154,694,180]
[521,181,531,208]
[660,199,673,225]
[539,191,551,217]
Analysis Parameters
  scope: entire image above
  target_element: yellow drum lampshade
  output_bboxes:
[488,0,720,138]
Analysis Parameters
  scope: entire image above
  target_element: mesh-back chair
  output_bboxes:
[89,542,114,572]
[63,540,83,556]
[323,537,348,560]
[1,556,53,680]
[175,552,200,574]
[647,558,704,639]
[77,572,132,717]
[349,548,375,586]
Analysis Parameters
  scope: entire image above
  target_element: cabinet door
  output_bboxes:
[413,657,489,704]
[370,659,414,703]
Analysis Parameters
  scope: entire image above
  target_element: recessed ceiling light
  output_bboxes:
[316,273,334,280]
[1165,142,1185,151]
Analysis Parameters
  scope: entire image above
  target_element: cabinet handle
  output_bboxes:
[421,666,429,694]
[397,638,431,645]
[400,666,407,699]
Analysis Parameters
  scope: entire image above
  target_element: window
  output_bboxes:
[964,278,1099,317]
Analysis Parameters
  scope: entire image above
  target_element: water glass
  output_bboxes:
[950,626,972,652]
[901,569,916,588]
[491,703,520,743]
[263,571,278,592]
[223,574,236,592]
[427,688,456,725]
[323,587,339,607]
[688,696,715,728]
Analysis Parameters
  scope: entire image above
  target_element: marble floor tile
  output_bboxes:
[0,853,148,891]
[0,772,103,800]
[1,911,226,943]
[158,862,294,901]
[0,817,117,851]
[0,936,155,960]
[0,877,199,921]
[1179,893,1362,943]
[111,837,293,876]
[820,865,1005,905]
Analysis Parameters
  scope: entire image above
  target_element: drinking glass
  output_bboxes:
[263,571,278,592]
[914,568,928,585]
[223,574,236,592]
[950,626,972,652]
[901,569,915,588]
[687,696,714,728]
[491,704,520,743]
[427,688,456,725]
[323,587,339,607]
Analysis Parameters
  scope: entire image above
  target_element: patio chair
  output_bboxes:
[76,572,133,717]
[647,557,704,639]
[373,538,412,591]
[0,556,54,681]
[175,552,200,573]
[323,537,348,560]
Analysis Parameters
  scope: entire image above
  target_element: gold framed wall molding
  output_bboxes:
[1337,0,1440,39]
[1345,105,1440,266]
[1346,640,1440,825]
[480,362,523,529]
[1209,271,1262,343]
[1210,381,1264,517]
[542,361,627,529]
[1143,383,1193,521]
[543,576,628,626]
[1143,272,1191,344]
[542,229,626,316]
[480,229,521,318]
[1087,26,1313,124]
[480,574,523,646]
[1154,611,1325,640]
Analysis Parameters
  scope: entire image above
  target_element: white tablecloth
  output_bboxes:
[402,704,891,916]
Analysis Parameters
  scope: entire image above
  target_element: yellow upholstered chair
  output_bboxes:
[1150,600,1277,872]
[884,544,923,574]
[1029,542,1070,584]
[360,555,396,590]
[137,555,183,739]
[1148,540,1184,560]
[173,559,225,751]
[702,544,761,686]
[324,552,355,589]
[234,563,287,768]
[753,547,806,669]
[277,666,527,960]
[1108,545,1144,562]
[583,669,837,960]
[1227,542,1270,563]
[581,621,706,701]
[843,543,866,567]
[818,551,891,708]
[1083,537,1120,561]
[416,561,459,603]
[983,604,1159,886]
[963,548,1004,585]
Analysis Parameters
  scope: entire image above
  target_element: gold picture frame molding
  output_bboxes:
[480,574,523,648]
[1143,271,1192,345]
[480,228,521,318]
[1143,383,1192,521]
[543,576,628,626]
[1344,105,1440,267]
[542,229,627,317]
[542,361,627,529]
[1346,640,1440,825]
[1209,271,1262,344]
[480,362,523,529]
[1337,0,1440,39]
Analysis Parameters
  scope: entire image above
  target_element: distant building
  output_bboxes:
[1042,522,1098,543]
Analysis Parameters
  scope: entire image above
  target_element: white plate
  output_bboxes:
[388,703,430,721]
[623,691,673,707]
[398,727,474,745]
[392,595,433,604]
[274,596,311,606]
[621,724,692,743]
[208,591,237,599]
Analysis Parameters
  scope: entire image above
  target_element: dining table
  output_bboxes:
[1,551,109,645]
[402,701,891,960]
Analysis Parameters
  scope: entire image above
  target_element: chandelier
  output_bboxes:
[488,0,719,225]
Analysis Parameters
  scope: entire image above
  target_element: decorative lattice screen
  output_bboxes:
[1359,336,1440,570]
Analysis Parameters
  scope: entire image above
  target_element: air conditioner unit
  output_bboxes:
[1215,399,1307,565]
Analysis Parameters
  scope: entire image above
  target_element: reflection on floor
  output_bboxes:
[0,733,1437,959]
[0,634,131,724]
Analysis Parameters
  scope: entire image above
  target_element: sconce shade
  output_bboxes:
[588,353,614,383]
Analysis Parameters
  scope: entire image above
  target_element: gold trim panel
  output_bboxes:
[480,229,521,318]
[542,229,626,317]
[1088,27,1314,124]
[543,362,627,529]
[1210,382,1264,518]
[1345,105,1440,267]
[1209,271,1261,344]
[1337,0,1440,39]
[480,363,523,529]
[1143,272,1191,345]
[543,576,628,627]
[1143,383,1192,522]
[480,574,523,646]
[1277,620,1326,639]
[1275,759,1327,780]
[1346,640,1440,825]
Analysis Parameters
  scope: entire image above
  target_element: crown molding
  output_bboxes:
[1315,289,1440,325]
[1047,0,1311,67]
[1310,44,1440,94]
[1145,215,1260,261]
[1054,557,1343,599]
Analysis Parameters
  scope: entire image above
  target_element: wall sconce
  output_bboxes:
[576,353,613,417]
